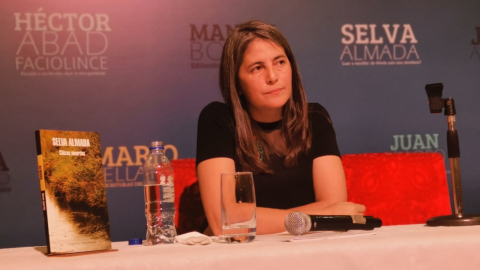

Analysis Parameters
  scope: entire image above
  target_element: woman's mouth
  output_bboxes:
[265,88,283,95]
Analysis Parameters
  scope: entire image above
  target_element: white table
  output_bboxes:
[2,224,480,270]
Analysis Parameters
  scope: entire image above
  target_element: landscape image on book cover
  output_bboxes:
[36,130,111,254]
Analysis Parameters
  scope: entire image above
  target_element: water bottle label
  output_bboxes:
[159,175,174,185]
[161,185,174,203]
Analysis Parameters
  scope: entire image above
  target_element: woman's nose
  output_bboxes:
[266,67,278,85]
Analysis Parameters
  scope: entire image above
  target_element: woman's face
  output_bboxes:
[237,38,292,122]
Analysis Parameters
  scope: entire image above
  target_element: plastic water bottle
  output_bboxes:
[143,141,177,245]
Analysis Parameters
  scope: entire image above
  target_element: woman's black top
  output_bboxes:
[196,102,341,210]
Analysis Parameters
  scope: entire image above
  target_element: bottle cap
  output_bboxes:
[128,238,143,245]
[150,141,164,150]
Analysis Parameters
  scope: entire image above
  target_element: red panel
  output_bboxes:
[342,153,451,225]
[170,159,205,234]
[171,153,452,232]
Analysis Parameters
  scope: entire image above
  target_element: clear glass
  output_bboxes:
[220,172,256,243]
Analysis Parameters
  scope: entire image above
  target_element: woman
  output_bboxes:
[196,20,365,236]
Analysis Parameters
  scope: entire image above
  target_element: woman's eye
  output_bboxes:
[251,66,262,72]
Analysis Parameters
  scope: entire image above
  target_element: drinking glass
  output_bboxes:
[220,172,256,243]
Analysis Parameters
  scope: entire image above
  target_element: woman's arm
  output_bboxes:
[197,157,234,236]
[300,104,365,216]
[259,155,365,233]
[198,157,293,235]
[295,155,366,216]
[197,155,365,235]
[312,155,347,205]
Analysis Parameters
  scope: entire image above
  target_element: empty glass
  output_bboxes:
[220,172,256,243]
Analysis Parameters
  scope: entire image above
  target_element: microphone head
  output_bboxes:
[425,83,444,114]
[284,212,311,236]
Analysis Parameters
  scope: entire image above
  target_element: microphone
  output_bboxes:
[284,211,382,235]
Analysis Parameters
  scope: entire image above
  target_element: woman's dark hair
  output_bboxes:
[219,20,311,174]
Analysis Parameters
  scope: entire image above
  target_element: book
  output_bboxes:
[35,130,112,255]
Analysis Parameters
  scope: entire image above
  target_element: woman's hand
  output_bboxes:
[291,201,366,216]
[315,201,366,216]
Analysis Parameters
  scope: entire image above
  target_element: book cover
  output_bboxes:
[35,130,112,255]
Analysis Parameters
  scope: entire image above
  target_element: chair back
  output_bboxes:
[171,152,452,232]
[171,158,206,234]
[342,152,451,225]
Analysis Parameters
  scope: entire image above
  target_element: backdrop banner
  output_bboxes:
[1,0,479,248]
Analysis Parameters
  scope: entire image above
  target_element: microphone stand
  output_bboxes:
[425,83,480,226]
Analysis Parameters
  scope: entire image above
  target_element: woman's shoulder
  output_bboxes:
[308,103,332,120]
[199,101,230,118]
[196,101,236,166]
[198,101,234,125]
[200,101,229,113]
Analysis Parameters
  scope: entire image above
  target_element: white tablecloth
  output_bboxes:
[2,224,480,270]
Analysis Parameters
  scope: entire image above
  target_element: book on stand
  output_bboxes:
[35,130,114,255]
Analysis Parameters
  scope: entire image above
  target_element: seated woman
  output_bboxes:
[196,20,365,236]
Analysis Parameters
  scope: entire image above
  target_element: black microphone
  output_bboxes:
[284,211,382,235]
